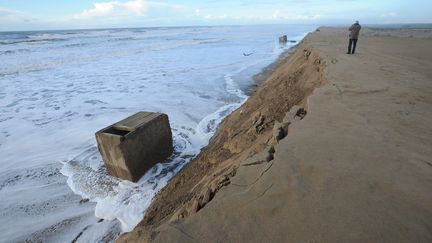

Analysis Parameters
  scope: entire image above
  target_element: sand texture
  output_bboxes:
[118,27,432,242]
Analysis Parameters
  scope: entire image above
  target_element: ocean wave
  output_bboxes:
[0,38,67,45]
[107,37,137,42]
[62,42,91,48]
[0,48,31,55]
[191,38,226,45]
[0,63,55,77]
[0,32,30,41]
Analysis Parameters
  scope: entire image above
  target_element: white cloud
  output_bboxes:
[76,2,116,19]
[73,0,184,20]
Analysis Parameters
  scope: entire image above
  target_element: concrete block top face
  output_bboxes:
[113,112,165,132]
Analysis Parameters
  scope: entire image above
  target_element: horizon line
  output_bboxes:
[1,22,432,33]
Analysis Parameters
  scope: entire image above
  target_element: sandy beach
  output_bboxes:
[118,27,432,242]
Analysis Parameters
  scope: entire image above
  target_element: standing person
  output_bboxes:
[347,21,361,54]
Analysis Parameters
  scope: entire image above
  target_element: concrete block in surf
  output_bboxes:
[95,112,173,182]
[279,35,288,44]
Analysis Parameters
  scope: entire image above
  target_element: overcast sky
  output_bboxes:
[1,0,431,31]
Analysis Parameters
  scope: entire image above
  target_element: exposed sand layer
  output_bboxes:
[119,27,432,242]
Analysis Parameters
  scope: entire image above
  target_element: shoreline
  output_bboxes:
[119,27,432,242]
[192,39,305,163]
[118,29,325,242]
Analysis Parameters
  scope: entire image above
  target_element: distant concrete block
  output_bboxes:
[279,35,288,43]
[96,112,173,182]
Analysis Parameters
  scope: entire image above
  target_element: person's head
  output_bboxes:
[355,20,359,24]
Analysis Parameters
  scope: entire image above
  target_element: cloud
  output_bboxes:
[76,2,116,19]
[0,7,23,17]
[73,0,184,19]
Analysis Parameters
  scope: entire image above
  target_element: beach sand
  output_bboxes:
[118,27,432,242]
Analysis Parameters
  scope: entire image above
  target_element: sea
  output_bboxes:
[0,25,315,242]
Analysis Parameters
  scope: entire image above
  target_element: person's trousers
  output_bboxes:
[348,38,358,54]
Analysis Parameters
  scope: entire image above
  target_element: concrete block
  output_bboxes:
[279,35,288,43]
[95,112,173,182]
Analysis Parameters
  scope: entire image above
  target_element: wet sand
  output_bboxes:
[119,27,432,242]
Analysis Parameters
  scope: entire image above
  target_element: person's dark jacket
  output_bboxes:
[349,23,361,39]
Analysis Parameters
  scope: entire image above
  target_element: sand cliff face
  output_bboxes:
[118,33,327,242]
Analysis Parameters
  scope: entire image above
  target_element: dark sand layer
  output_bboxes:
[119,27,432,242]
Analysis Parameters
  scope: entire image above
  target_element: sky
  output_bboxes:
[0,0,431,31]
